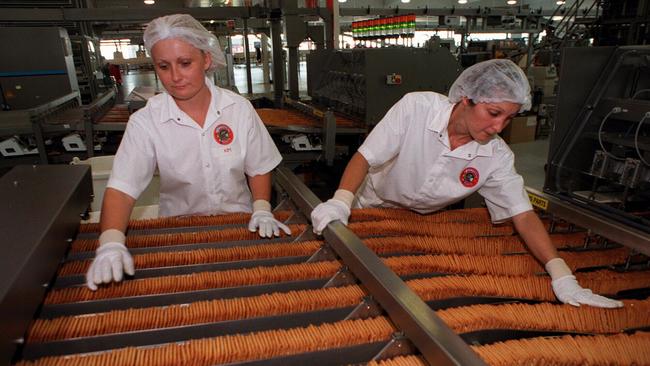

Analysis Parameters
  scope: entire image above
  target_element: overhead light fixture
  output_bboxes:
[401,0,411,3]
[337,0,347,3]
[556,0,565,4]
[143,0,155,4]
[458,0,468,3]
[507,0,517,4]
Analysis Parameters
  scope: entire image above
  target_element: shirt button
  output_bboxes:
[202,132,205,137]
[177,117,180,121]
[205,163,210,168]
[439,134,442,137]
[217,111,221,116]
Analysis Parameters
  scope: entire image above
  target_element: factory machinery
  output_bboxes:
[307,45,461,125]
[257,98,366,167]
[2,164,650,366]
[0,27,124,166]
[545,46,650,235]
[0,87,127,165]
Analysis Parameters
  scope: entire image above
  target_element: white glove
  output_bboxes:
[248,200,291,238]
[86,230,135,291]
[311,189,354,235]
[551,275,623,308]
[546,258,623,308]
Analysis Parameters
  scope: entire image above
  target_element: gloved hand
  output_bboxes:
[311,189,354,235]
[551,275,623,308]
[86,229,134,291]
[545,257,623,308]
[248,200,291,238]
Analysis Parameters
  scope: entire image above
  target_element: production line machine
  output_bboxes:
[0,88,128,166]
[256,97,366,167]
[545,46,650,235]
[306,46,461,125]
[2,164,650,366]
[0,26,132,167]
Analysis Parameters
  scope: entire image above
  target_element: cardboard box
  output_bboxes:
[500,115,537,144]
[535,77,557,87]
[541,83,556,96]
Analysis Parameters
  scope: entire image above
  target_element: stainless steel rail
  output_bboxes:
[274,166,487,366]
[527,187,650,256]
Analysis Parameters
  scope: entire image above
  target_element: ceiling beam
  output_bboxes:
[0,6,266,22]
[0,5,551,23]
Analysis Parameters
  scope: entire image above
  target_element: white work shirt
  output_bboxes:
[107,78,282,217]
[356,92,532,223]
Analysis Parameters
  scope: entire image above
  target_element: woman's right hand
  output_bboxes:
[86,229,135,291]
[311,198,352,235]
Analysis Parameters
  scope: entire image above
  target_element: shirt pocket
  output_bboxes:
[211,144,245,182]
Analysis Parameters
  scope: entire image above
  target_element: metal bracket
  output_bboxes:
[274,196,309,225]
[323,266,357,288]
[307,245,337,263]
[344,296,383,320]
[371,333,417,361]
[292,228,317,242]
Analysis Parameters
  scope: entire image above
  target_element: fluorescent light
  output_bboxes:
[556,0,565,4]
[143,0,154,4]
[401,0,411,3]
[507,0,517,4]
[337,0,347,3]
[458,0,468,4]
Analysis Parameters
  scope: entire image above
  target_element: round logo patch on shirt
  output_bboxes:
[459,167,479,188]
[213,124,234,145]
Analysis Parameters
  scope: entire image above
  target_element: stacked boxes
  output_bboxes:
[500,115,538,144]
[529,65,558,97]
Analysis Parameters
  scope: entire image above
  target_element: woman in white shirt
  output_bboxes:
[86,14,289,290]
[311,59,622,309]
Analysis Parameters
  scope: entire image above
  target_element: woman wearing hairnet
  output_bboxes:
[86,14,289,290]
[312,59,622,309]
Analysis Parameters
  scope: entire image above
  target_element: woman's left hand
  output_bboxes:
[248,210,291,238]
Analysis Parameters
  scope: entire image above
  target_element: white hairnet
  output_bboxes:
[448,59,531,112]
[143,14,226,72]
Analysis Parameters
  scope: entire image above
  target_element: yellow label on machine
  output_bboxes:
[528,192,549,210]
[313,109,324,118]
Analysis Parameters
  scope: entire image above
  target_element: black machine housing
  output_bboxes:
[545,46,650,233]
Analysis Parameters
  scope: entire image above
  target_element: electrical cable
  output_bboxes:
[633,112,650,166]
[597,106,626,161]
[632,89,650,99]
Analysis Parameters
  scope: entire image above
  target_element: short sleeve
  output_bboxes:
[244,101,282,176]
[106,113,157,200]
[478,149,533,223]
[358,95,410,167]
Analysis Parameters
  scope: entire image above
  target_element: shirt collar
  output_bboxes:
[446,139,495,160]
[159,77,236,127]
[426,98,455,134]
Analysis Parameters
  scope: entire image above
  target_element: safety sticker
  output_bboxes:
[459,167,479,188]
[527,192,549,210]
[214,124,234,145]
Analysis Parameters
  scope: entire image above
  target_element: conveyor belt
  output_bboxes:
[7,167,650,365]
[96,105,129,124]
[256,108,362,129]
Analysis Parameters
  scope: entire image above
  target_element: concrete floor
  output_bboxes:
[510,138,550,191]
